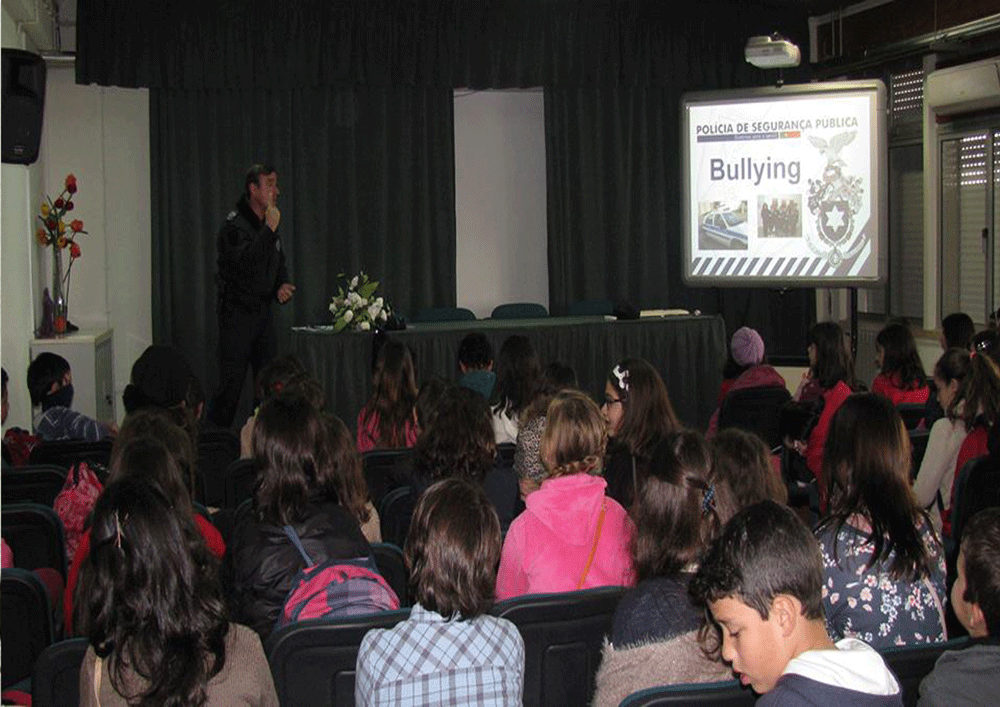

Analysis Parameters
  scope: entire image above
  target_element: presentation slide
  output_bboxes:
[681,80,886,287]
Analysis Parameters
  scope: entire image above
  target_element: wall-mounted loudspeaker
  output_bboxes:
[2,48,46,165]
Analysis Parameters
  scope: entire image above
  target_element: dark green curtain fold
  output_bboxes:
[150,86,455,393]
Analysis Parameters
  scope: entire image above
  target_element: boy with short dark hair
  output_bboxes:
[690,500,902,706]
[918,507,1000,706]
[456,332,496,399]
[26,352,114,442]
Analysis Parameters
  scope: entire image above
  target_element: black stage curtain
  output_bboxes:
[77,1,806,90]
[150,86,456,395]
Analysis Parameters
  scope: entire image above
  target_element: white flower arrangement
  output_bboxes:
[329,272,391,332]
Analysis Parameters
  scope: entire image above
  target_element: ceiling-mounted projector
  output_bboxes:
[745,34,801,69]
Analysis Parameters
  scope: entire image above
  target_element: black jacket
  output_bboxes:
[216,195,289,311]
[222,499,371,639]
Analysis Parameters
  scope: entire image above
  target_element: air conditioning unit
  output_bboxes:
[925,57,1000,116]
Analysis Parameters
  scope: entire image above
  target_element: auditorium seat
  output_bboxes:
[266,608,412,707]
[411,306,476,322]
[224,458,256,509]
[896,403,926,431]
[370,542,410,607]
[31,638,88,707]
[29,438,113,470]
[1,503,68,580]
[1,568,55,692]
[880,638,968,707]
[362,448,411,508]
[197,429,240,507]
[491,302,548,319]
[489,585,626,707]
[950,456,999,545]
[496,442,516,470]
[378,486,415,549]
[1,464,67,506]
[718,386,791,449]
[619,679,755,706]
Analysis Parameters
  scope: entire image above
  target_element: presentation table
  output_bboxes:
[285,314,727,434]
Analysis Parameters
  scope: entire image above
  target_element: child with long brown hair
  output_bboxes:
[323,413,380,542]
[816,393,946,649]
[871,322,929,405]
[357,340,418,452]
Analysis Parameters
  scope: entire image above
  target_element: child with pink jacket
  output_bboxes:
[496,390,635,600]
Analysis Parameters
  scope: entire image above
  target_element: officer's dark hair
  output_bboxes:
[244,164,277,198]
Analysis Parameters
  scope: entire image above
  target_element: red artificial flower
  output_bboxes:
[70,219,84,232]
[65,174,77,194]
[46,218,57,230]
[35,228,48,246]
[54,315,67,334]
[57,236,68,248]
[54,198,64,209]
[70,242,81,258]
[65,201,74,211]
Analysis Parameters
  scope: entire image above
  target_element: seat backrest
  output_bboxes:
[908,428,932,481]
[496,442,516,470]
[29,439,113,470]
[362,449,411,509]
[619,680,755,707]
[31,638,89,707]
[198,429,240,507]
[370,542,410,607]
[1,503,67,578]
[489,585,627,707]
[880,638,968,707]
[224,458,257,509]
[491,302,548,319]
[1,568,55,688]
[378,486,415,550]
[266,609,412,707]
[411,306,476,323]
[951,456,1000,545]
[896,403,926,431]
[718,386,792,449]
[1,464,67,506]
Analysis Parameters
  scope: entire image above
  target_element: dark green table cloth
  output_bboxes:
[284,315,727,433]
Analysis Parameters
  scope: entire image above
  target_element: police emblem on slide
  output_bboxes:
[806,131,866,267]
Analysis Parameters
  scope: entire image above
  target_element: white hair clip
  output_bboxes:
[612,364,629,393]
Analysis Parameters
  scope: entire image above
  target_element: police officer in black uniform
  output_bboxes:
[208,164,295,428]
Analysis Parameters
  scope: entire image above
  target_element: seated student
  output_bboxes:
[709,428,788,509]
[2,366,40,466]
[913,349,971,532]
[356,478,524,706]
[490,335,543,445]
[223,394,371,638]
[690,500,903,705]
[927,313,977,426]
[357,340,419,452]
[816,394,946,648]
[708,327,786,435]
[76,478,278,707]
[65,408,226,635]
[322,413,381,542]
[602,358,681,511]
[456,332,496,399]
[496,390,634,600]
[919,508,1000,706]
[238,354,308,458]
[872,322,931,406]
[27,352,115,442]
[512,363,578,500]
[592,432,735,707]
[408,386,519,533]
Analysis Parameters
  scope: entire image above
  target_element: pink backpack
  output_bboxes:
[276,525,399,630]
[53,461,104,559]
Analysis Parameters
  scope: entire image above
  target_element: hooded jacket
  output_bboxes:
[495,473,634,601]
[222,498,371,639]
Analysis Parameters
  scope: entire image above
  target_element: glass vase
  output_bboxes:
[51,247,68,335]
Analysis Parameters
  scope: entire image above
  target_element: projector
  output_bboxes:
[745,35,801,69]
